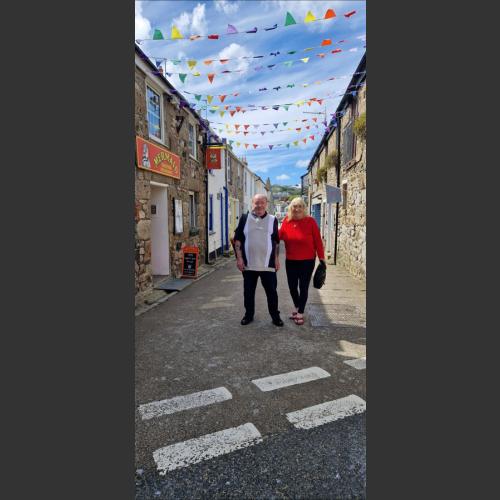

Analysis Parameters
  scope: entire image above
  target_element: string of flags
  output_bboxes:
[136,9,358,43]
[181,71,366,104]
[147,37,353,68]
[146,45,364,84]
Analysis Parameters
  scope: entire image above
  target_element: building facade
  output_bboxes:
[135,46,208,303]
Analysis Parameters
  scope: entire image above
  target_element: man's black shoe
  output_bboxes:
[241,316,254,325]
[272,316,284,327]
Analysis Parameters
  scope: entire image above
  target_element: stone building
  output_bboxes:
[306,54,366,280]
[135,44,209,303]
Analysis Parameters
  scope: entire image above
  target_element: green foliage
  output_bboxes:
[324,150,338,170]
[354,112,366,142]
[316,165,328,184]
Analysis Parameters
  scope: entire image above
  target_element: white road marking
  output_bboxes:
[138,387,232,421]
[286,395,366,429]
[251,367,331,392]
[344,357,366,370]
[153,423,263,474]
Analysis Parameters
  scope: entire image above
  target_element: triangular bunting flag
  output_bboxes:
[321,39,332,46]
[254,125,259,129]
[244,125,250,130]
[283,61,294,67]
[189,35,201,41]
[192,71,201,77]
[244,144,249,149]
[310,135,315,140]
[296,128,301,132]
[317,53,326,58]
[203,59,213,65]
[253,144,258,149]
[283,122,287,126]
[269,145,274,150]
[317,99,323,105]
[261,132,266,136]
[187,60,197,69]
[219,59,229,64]
[284,12,297,26]
[273,123,279,128]
[236,142,241,146]
[224,105,229,110]
[227,24,238,34]
[178,74,187,83]
[230,111,236,117]
[313,117,317,122]
[195,95,201,101]
[208,34,219,39]
[286,144,290,148]
[306,126,310,130]
[220,111,225,117]
[207,73,215,83]
[344,10,356,18]
[304,11,316,23]
[284,105,289,111]
[287,50,297,55]
[235,125,240,130]
[236,106,242,112]
[244,132,249,136]
[293,141,298,146]
[171,60,181,65]
[332,49,342,54]
[246,27,258,33]
[153,29,164,40]
[155,59,163,68]
[171,25,184,39]
[219,95,227,102]
[301,57,310,63]
[207,95,213,104]
[324,9,336,19]
[303,138,307,143]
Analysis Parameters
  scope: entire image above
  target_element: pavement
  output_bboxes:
[135,245,366,498]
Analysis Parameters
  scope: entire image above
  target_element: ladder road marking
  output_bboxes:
[286,395,366,430]
[251,367,331,392]
[138,387,232,420]
[344,357,366,370]
[153,423,263,474]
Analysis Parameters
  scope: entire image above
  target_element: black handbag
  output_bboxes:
[313,261,327,289]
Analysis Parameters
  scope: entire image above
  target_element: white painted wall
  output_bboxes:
[207,149,226,255]
[150,185,170,275]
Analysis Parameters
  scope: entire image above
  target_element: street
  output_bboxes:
[135,247,366,498]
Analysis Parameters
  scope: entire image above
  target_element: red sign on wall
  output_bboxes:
[136,136,181,179]
[206,146,223,169]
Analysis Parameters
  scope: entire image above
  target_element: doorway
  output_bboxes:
[150,184,170,277]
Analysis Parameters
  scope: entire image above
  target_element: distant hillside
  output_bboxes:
[271,184,301,197]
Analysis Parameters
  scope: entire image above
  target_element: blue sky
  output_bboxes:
[135,1,366,186]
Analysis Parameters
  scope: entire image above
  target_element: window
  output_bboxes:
[209,194,213,232]
[146,85,162,142]
[227,156,231,183]
[341,103,357,165]
[188,124,197,159]
[189,192,197,228]
[342,182,348,211]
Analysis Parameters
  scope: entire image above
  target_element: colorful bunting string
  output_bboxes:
[136,8,359,42]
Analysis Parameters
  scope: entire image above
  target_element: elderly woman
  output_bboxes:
[278,197,325,325]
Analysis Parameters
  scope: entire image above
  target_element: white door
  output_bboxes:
[150,185,170,276]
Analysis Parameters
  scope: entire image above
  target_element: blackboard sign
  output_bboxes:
[181,246,199,278]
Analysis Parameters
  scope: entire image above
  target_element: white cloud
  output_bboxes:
[276,174,291,180]
[357,34,366,42]
[215,0,240,14]
[295,159,309,168]
[135,2,152,40]
[173,3,207,36]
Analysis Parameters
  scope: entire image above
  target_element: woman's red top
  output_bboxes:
[279,215,325,261]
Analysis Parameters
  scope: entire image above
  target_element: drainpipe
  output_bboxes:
[334,115,341,265]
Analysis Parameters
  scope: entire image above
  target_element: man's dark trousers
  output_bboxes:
[242,270,279,319]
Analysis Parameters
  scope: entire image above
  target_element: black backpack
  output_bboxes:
[313,261,327,289]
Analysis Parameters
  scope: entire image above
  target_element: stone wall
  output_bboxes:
[135,64,207,304]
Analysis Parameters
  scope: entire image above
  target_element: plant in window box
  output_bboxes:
[354,112,366,142]
[316,164,328,184]
[324,150,338,170]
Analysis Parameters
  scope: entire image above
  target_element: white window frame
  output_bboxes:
[188,123,197,160]
[145,81,165,146]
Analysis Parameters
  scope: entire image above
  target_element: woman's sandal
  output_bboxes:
[289,311,298,319]
[294,315,305,325]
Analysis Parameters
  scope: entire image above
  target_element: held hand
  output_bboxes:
[275,259,280,271]
[236,258,245,272]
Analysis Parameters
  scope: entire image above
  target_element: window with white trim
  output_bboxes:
[188,123,197,159]
[146,85,162,142]
[189,192,197,228]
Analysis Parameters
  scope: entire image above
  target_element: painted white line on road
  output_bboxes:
[138,387,232,421]
[286,395,366,430]
[153,423,263,474]
[252,367,330,392]
[344,357,366,370]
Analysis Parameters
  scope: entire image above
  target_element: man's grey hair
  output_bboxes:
[252,194,268,202]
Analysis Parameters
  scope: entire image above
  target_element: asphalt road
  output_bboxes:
[135,251,366,498]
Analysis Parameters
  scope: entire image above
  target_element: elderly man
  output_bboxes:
[233,194,284,326]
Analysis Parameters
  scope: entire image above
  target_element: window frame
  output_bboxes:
[188,123,197,160]
[189,191,197,228]
[145,82,165,145]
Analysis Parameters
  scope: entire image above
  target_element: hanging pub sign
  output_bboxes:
[136,136,181,179]
[181,246,199,278]
[205,145,223,169]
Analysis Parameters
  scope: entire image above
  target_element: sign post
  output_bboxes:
[181,246,199,279]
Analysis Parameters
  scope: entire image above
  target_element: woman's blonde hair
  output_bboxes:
[287,197,307,220]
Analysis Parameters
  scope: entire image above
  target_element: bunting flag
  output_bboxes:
[219,59,229,64]
[230,111,236,117]
[138,7,361,42]
[310,136,315,140]
[301,57,309,63]
[293,141,299,146]
[284,12,297,26]
[321,39,332,46]
[192,71,201,77]
[204,59,213,65]
[187,60,197,69]
[178,73,187,83]
[269,145,274,150]
[207,73,215,83]
[220,111,225,117]
[155,60,163,68]
[171,25,184,39]
[303,138,307,143]
[244,144,249,149]
[195,94,201,101]
[253,144,258,149]
[283,61,293,67]
[153,29,164,40]
[304,11,316,23]
[207,95,213,104]
[219,95,227,102]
